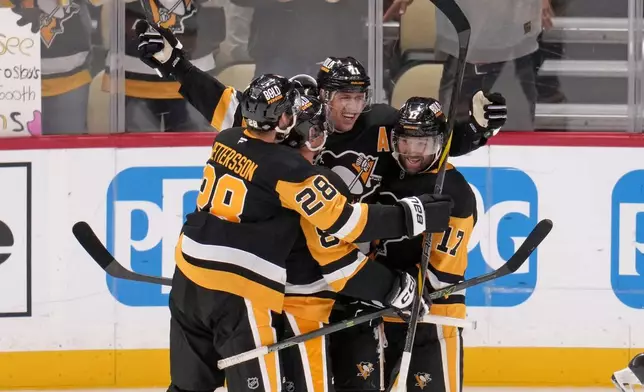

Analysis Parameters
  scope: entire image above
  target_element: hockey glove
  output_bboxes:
[398,194,453,237]
[134,20,191,79]
[385,271,431,321]
[468,91,507,144]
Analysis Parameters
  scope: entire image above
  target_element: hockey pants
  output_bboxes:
[168,267,283,392]
[329,304,465,392]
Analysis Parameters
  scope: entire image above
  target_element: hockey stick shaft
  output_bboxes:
[218,218,551,369]
[217,311,474,370]
[73,217,551,297]
[72,221,173,286]
[396,1,471,390]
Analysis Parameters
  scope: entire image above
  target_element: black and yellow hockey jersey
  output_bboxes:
[177,66,244,131]
[316,104,400,203]
[284,167,397,323]
[376,163,477,321]
[102,0,224,99]
[176,127,411,313]
[2,0,100,96]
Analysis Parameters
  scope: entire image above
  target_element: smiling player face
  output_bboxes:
[326,91,367,132]
[394,134,443,174]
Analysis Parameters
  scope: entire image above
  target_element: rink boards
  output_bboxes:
[0,132,643,388]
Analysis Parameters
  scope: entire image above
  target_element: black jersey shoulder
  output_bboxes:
[212,127,315,186]
[380,165,476,220]
[324,103,398,150]
[358,103,399,130]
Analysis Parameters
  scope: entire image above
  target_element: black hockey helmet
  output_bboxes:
[316,56,371,94]
[289,74,319,96]
[241,74,300,139]
[392,97,449,174]
[281,95,331,152]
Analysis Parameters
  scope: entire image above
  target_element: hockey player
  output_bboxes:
[330,97,478,392]
[279,95,432,392]
[134,20,504,391]
[169,74,452,392]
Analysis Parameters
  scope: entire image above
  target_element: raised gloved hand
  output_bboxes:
[398,194,453,237]
[134,19,191,79]
[385,271,432,321]
[469,90,507,142]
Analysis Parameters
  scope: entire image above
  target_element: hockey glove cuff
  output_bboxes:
[399,194,453,237]
[469,91,507,143]
[385,271,431,322]
[385,271,416,310]
[134,20,192,79]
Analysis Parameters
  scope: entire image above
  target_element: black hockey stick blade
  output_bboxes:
[72,221,173,286]
[497,218,553,274]
[428,219,553,299]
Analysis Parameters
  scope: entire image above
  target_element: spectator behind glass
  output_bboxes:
[229,0,369,78]
[102,0,225,132]
[5,0,100,135]
[211,0,253,68]
[534,0,565,103]
[435,0,544,131]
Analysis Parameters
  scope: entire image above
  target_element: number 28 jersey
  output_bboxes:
[175,127,407,313]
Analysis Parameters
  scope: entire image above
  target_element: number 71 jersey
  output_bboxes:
[176,127,375,313]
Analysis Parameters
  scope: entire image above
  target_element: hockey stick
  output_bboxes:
[72,221,173,286]
[394,1,470,390]
[217,218,552,370]
[72,217,551,370]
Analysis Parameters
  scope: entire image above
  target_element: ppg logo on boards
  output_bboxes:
[105,166,203,306]
[611,170,644,309]
[459,167,539,307]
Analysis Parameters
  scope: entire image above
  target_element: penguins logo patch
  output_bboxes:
[36,0,81,48]
[356,361,375,380]
[317,150,382,201]
[149,0,196,34]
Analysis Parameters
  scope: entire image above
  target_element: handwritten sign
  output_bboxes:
[0,8,41,138]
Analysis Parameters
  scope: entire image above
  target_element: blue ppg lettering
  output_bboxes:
[459,167,539,307]
[105,167,203,306]
[611,170,644,309]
